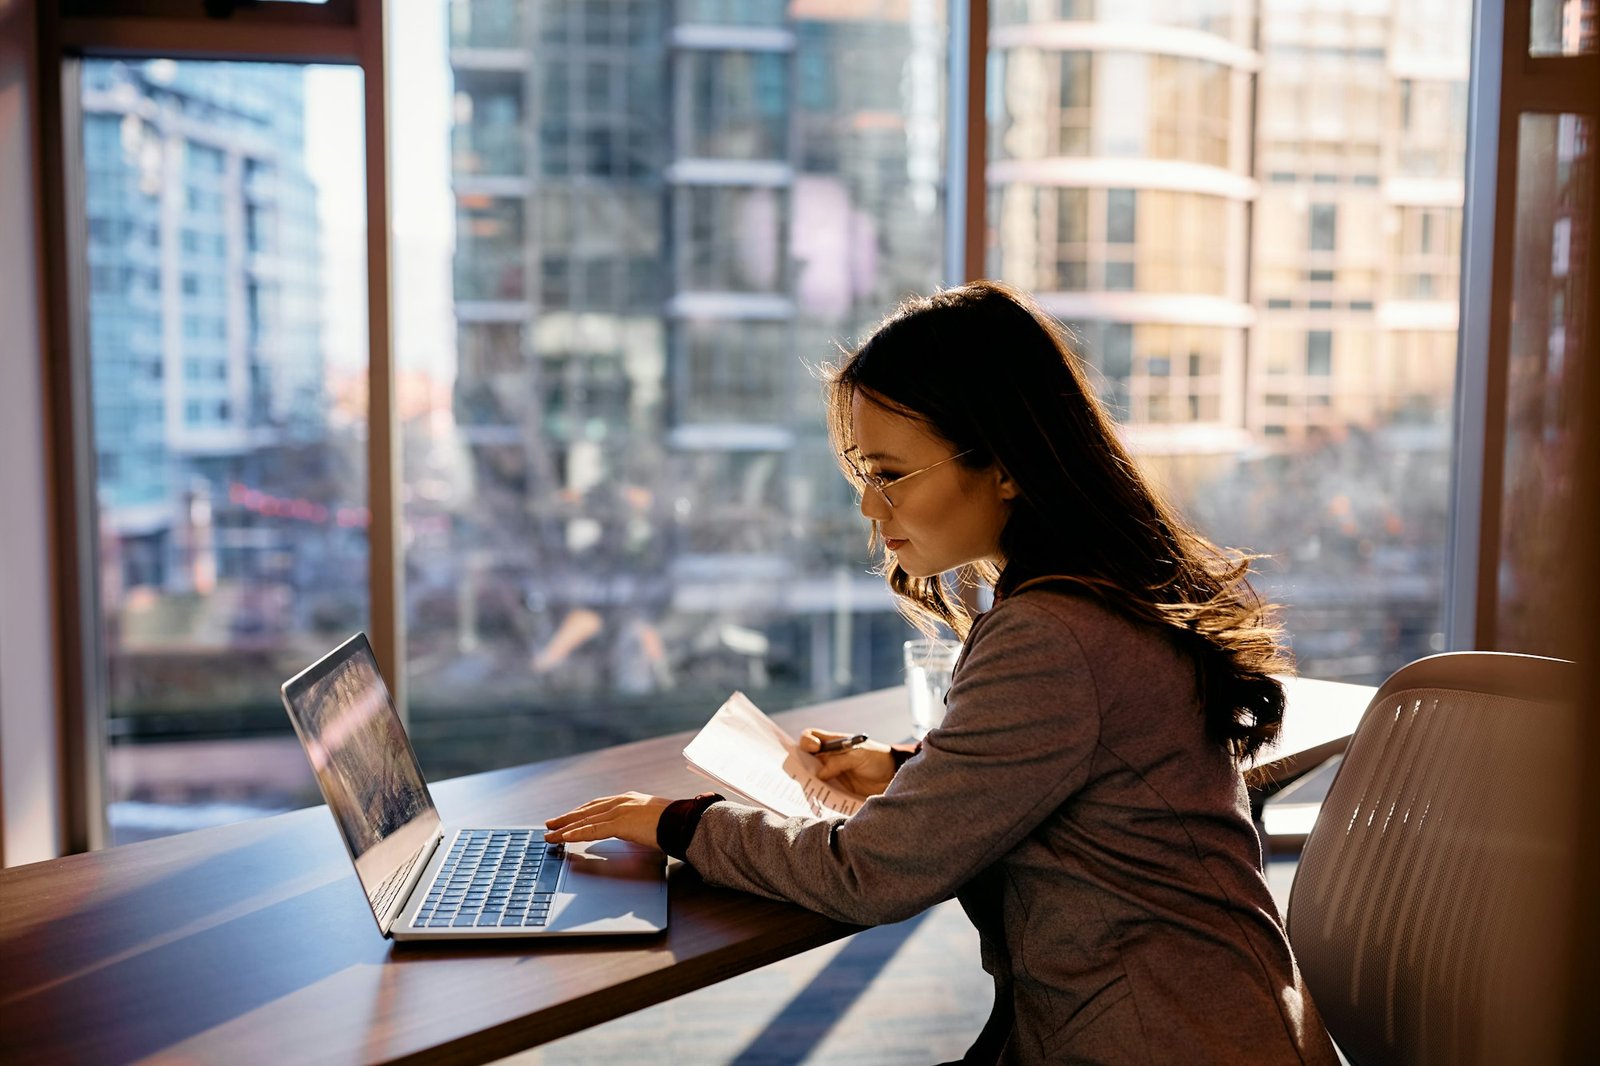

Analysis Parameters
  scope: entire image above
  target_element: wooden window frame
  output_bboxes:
[34,0,399,853]
[1448,0,1600,648]
[27,0,989,858]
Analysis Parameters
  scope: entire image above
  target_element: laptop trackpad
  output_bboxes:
[566,839,662,880]
[551,840,668,933]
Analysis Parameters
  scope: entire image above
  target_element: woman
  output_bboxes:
[546,282,1337,1064]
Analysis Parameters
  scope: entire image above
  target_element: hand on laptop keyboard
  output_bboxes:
[544,792,671,848]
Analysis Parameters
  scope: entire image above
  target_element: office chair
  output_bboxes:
[1285,651,1578,1066]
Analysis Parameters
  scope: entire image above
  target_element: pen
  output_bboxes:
[815,733,869,754]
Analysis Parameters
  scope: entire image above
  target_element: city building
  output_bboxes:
[438,0,1475,708]
[983,0,1469,678]
[988,0,1257,463]
[439,0,945,730]
[83,60,331,601]
[1251,0,1467,442]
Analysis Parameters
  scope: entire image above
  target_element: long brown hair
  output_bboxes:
[826,281,1290,762]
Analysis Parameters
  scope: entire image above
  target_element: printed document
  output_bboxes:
[682,692,869,819]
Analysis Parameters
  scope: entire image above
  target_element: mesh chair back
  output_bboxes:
[1287,652,1577,1066]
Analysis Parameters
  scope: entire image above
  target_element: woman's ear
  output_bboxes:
[996,468,1019,502]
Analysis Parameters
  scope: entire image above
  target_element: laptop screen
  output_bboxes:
[281,633,441,921]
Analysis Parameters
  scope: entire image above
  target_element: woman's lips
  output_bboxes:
[884,537,908,551]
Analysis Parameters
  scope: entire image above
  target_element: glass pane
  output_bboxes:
[992,2,1248,43]
[990,50,1233,166]
[83,59,365,843]
[679,50,789,159]
[993,186,1233,294]
[678,0,788,26]
[395,2,946,778]
[989,0,1473,682]
[1497,112,1594,652]
[1530,0,1599,56]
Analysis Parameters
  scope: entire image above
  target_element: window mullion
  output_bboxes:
[356,0,403,715]
[38,40,109,853]
[945,0,989,284]
[1446,0,1508,649]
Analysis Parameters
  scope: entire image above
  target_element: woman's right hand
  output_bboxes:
[799,729,897,797]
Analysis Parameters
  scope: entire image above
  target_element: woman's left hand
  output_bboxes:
[544,792,672,848]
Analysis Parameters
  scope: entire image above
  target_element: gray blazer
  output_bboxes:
[686,586,1337,1064]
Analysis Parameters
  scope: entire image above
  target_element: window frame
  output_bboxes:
[16,0,1595,860]
[25,0,988,858]
[34,0,399,853]
[1448,0,1600,649]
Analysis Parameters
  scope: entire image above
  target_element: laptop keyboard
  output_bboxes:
[372,842,427,920]
[411,829,564,930]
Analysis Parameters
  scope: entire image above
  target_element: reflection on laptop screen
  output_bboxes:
[282,634,441,916]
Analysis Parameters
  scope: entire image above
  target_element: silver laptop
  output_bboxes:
[280,632,668,940]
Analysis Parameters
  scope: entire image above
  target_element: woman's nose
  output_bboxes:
[859,488,891,521]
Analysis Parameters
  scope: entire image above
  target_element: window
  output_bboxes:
[1529,0,1598,57]
[1307,330,1333,375]
[996,187,1227,295]
[453,69,525,177]
[81,58,367,845]
[991,50,1231,166]
[680,319,791,422]
[393,0,947,785]
[1106,189,1136,243]
[1393,205,1463,300]
[678,185,788,293]
[455,196,525,301]
[1309,203,1338,251]
[991,0,1471,683]
[29,0,1529,858]
[678,50,789,160]
[1496,113,1594,651]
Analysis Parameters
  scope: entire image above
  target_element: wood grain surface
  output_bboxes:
[0,678,1370,1065]
[0,690,897,1065]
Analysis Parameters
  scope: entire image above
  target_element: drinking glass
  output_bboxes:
[902,638,961,739]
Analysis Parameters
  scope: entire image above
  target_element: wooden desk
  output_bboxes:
[0,678,1373,1065]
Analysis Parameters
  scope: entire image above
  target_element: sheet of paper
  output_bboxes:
[682,692,868,819]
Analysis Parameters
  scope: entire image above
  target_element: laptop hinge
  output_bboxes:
[380,828,444,937]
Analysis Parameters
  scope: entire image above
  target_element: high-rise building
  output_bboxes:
[440,0,1472,711]
[987,0,1258,472]
[84,60,329,596]
[1251,0,1467,441]
[983,1,1468,679]
[440,0,944,718]
[985,1,1469,447]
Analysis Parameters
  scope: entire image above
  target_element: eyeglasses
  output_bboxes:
[843,448,974,509]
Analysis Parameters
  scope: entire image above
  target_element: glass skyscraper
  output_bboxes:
[426,0,946,750]
[439,0,1469,706]
[84,60,331,597]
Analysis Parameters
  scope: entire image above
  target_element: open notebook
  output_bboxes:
[682,692,870,819]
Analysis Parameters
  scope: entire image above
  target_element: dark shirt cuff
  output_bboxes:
[656,792,724,859]
[889,741,922,769]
